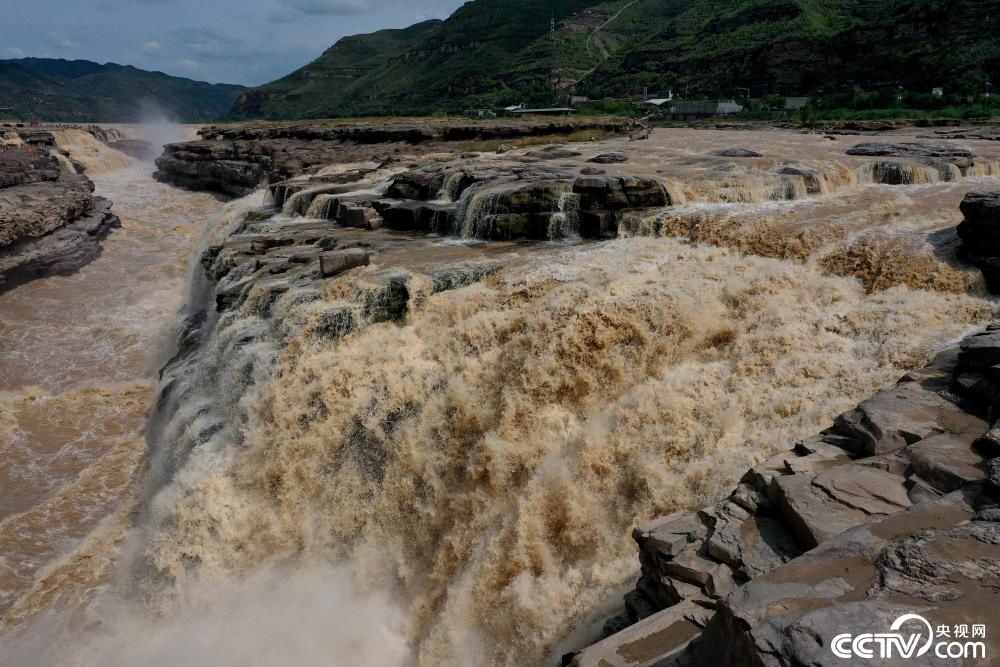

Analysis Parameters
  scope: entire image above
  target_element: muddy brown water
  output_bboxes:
[0,131,223,621]
[1,127,999,666]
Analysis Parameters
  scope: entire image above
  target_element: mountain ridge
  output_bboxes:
[0,58,245,122]
[232,0,1000,120]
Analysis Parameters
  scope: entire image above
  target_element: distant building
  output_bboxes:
[784,97,810,111]
[511,107,577,116]
[465,108,497,119]
[571,96,590,104]
[671,100,744,117]
[643,91,674,107]
[932,87,944,98]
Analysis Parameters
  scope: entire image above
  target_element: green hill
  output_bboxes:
[232,20,443,119]
[587,0,1000,99]
[232,0,600,118]
[0,58,244,122]
[233,0,1000,119]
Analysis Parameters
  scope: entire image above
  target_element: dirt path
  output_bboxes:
[586,0,641,57]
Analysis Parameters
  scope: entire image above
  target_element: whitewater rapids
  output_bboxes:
[1,127,999,666]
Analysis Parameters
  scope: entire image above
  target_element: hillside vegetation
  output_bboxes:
[233,0,1000,119]
[0,58,244,122]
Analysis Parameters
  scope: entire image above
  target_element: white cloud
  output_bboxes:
[276,0,368,16]
[46,32,79,49]
[143,40,162,55]
[2,47,25,58]
[174,58,199,71]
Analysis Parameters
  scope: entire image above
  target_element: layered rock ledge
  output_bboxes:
[0,131,120,293]
[153,117,629,198]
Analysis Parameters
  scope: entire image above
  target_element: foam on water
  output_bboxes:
[5,128,1000,666]
[0,130,258,631]
[98,238,995,666]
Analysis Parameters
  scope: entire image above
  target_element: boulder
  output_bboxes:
[427,263,501,293]
[907,432,986,492]
[319,249,370,277]
[714,148,764,158]
[381,200,455,233]
[660,544,738,598]
[988,458,1000,489]
[846,142,975,168]
[774,165,824,194]
[704,508,802,579]
[588,152,628,164]
[956,196,1000,292]
[573,176,670,211]
[830,377,972,456]
[525,146,582,160]
[337,203,383,230]
[569,600,714,667]
[384,170,445,200]
[772,473,869,548]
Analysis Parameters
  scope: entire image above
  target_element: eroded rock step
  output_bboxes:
[570,331,1000,666]
[153,118,630,198]
[0,130,121,293]
[257,135,1000,251]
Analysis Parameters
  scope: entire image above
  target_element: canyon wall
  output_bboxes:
[0,129,122,293]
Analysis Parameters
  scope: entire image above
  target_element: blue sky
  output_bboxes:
[0,0,466,86]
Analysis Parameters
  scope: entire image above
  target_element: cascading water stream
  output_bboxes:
[6,126,1000,667]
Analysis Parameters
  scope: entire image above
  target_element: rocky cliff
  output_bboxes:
[0,129,120,292]
[152,117,628,198]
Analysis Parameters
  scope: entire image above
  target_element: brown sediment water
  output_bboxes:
[2,127,1000,666]
[0,128,235,624]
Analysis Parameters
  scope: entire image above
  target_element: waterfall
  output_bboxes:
[50,129,134,175]
[454,187,502,238]
[306,194,338,220]
[50,150,79,174]
[435,171,467,203]
[547,192,581,239]
[858,161,942,186]
[283,186,325,217]
[969,160,1000,177]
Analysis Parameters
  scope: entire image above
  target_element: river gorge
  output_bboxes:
[2,121,1000,665]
